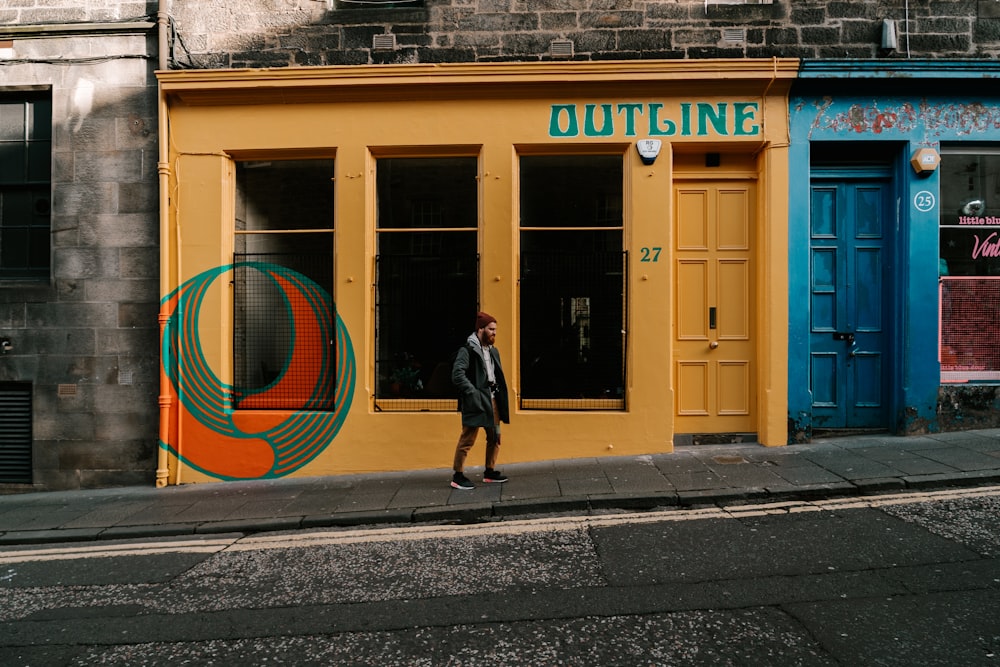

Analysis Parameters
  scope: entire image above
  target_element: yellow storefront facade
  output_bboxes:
[156,60,795,486]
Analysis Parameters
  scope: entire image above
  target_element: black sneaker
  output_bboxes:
[483,468,508,483]
[450,472,475,490]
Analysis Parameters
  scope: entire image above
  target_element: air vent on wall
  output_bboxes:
[373,34,396,51]
[550,39,574,59]
[723,28,746,43]
[0,382,32,484]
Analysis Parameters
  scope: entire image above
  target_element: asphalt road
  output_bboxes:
[2,487,999,666]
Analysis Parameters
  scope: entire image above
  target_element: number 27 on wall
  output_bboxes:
[639,247,662,262]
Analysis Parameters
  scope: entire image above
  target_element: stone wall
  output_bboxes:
[938,385,1000,433]
[0,2,160,490]
[168,0,1000,68]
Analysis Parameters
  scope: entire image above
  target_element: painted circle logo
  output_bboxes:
[160,263,355,480]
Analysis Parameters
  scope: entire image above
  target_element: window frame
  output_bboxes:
[938,144,1000,384]
[231,156,338,411]
[0,89,52,281]
[372,149,482,413]
[517,148,629,411]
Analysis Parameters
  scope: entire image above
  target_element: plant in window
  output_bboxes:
[389,353,423,394]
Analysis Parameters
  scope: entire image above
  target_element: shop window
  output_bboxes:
[939,147,1000,382]
[374,156,478,412]
[519,154,627,410]
[233,159,336,410]
[0,91,51,280]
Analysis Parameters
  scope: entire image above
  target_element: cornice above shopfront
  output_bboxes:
[158,58,800,106]
[799,59,1000,79]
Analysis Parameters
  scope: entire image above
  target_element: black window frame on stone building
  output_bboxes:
[519,152,628,411]
[374,154,479,413]
[0,90,52,280]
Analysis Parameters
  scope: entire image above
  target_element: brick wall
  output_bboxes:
[169,0,1000,68]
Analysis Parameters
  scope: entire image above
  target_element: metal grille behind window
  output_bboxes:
[375,250,478,412]
[520,250,627,409]
[233,253,335,410]
[518,153,626,410]
[374,155,479,413]
[0,382,32,484]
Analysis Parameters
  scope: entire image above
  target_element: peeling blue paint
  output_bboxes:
[801,98,1000,140]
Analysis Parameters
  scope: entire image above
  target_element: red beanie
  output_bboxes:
[475,311,496,330]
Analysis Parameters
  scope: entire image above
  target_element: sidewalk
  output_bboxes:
[3,429,1000,546]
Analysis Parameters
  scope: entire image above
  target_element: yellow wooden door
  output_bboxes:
[674,180,756,433]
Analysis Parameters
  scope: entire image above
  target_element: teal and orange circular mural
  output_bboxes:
[159,263,355,480]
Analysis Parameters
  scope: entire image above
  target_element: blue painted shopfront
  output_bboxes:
[788,61,1000,441]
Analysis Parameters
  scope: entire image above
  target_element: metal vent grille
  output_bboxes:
[0,383,32,484]
[723,28,746,43]
[372,34,396,51]
[550,39,574,58]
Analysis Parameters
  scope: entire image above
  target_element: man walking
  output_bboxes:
[450,311,510,489]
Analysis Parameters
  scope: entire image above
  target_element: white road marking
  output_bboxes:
[0,538,236,564]
[3,485,998,564]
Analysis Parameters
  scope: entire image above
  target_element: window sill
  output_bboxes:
[520,398,625,411]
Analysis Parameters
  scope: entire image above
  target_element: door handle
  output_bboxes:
[833,332,859,357]
[709,307,717,330]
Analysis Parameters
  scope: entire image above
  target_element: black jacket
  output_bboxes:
[452,336,510,428]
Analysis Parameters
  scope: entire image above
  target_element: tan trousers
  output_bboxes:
[453,396,501,472]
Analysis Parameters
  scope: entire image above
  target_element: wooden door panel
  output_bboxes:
[677,189,708,250]
[674,179,755,433]
[718,189,750,250]
[718,361,750,415]
[677,361,710,415]
[718,259,749,339]
[809,176,891,429]
[677,259,708,339]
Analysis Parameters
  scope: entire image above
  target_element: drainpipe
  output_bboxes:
[157,0,168,71]
[155,0,171,487]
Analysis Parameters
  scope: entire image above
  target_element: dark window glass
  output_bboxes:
[0,91,51,279]
[233,159,336,410]
[939,148,1000,382]
[375,157,478,410]
[519,155,626,408]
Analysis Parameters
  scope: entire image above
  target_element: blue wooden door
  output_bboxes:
[809,174,892,429]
